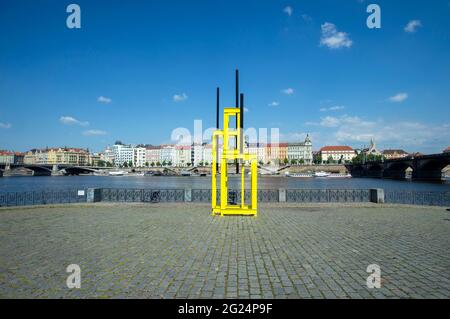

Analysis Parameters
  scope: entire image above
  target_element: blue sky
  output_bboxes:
[1,0,450,153]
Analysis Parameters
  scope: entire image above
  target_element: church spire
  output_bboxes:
[305,133,311,144]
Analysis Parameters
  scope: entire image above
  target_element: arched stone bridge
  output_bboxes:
[347,153,450,181]
[0,164,99,176]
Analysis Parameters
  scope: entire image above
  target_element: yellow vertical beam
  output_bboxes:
[222,114,230,215]
[241,164,245,208]
[211,133,217,214]
[237,112,241,152]
[220,157,227,216]
[224,113,229,157]
[251,158,257,215]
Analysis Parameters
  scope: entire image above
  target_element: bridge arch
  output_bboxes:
[366,163,383,178]
[62,167,96,175]
[413,158,449,180]
[23,165,52,176]
[383,161,413,180]
[417,159,448,172]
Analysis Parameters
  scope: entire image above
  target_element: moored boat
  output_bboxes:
[286,172,313,178]
[326,173,352,178]
[109,170,126,176]
[314,171,330,178]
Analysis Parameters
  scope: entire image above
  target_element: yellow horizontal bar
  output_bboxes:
[224,108,240,113]
[221,210,256,216]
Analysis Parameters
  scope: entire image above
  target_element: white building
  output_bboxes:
[133,147,147,167]
[175,145,191,167]
[287,134,313,164]
[112,143,134,167]
[319,146,356,163]
[191,143,203,166]
[202,144,212,165]
[248,143,266,163]
[101,146,115,165]
[145,146,161,165]
[160,145,175,165]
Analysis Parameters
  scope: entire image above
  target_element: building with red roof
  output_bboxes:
[319,146,356,164]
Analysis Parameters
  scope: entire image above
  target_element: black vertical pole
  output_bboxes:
[216,87,220,129]
[235,70,239,174]
[216,87,220,172]
[240,93,244,153]
[235,70,239,109]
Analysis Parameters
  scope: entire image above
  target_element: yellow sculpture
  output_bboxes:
[211,72,258,216]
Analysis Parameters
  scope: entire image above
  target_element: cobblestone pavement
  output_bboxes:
[0,203,449,299]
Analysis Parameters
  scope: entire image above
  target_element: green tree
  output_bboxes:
[299,158,305,165]
[367,154,383,162]
[128,160,133,167]
[151,162,155,167]
[283,158,289,165]
[97,160,106,167]
[314,155,322,164]
[327,156,334,164]
[123,161,128,168]
[106,161,113,167]
[145,162,149,167]
[204,161,209,166]
[156,161,161,167]
[259,160,264,166]
[352,153,364,164]
[162,160,167,166]
[167,161,172,166]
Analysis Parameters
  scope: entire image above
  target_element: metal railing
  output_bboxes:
[191,189,279,203]
[385,190,450,206]
[286,189,371,203]
[100,188,184,203]
[0,188,449,207]
[0,189,87,207]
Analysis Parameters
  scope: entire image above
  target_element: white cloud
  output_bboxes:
[335,120,450,150]
[281,88,294,95]
[269,101,280,107]
[306,113,449,152]
[280,132,311,142]
[389,92,408,103]
[404,20,422,33]
[97,96,112,104]
[82,129,107,136]
[0,122,12,129]
[173,93,188,102]
[320,22,353,49]
[59,116,89,126]
[320,105,345,112]
[307,115,375,129]
[283,6,293,17]
[320,116,341,127]
[244,107,249,113]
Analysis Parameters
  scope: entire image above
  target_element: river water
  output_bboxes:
[0,175,448,193]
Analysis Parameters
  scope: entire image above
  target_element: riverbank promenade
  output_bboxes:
[1,203,449,299]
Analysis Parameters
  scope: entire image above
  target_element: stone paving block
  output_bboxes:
[0,203,449,299]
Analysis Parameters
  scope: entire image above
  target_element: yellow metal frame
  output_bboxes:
[212,107,258,216]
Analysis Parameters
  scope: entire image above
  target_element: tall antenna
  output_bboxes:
[240,93,244,153]
[216,87,220,171]
[235,69,240,174]
[235,69,239,109]
[216,87,220,129]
